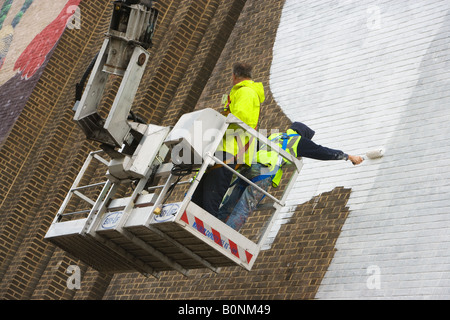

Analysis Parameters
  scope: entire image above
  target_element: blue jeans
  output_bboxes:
[218,163,272,231]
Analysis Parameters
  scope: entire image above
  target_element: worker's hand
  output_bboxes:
[348,155,364,165]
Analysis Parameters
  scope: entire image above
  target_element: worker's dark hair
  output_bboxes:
[233,62,253,79]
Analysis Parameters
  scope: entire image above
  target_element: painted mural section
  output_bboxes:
[0,0,80,144]
[270,0,450,299]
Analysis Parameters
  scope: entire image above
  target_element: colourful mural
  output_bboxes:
[0,0,81,144]
[0,0,30,71]
[0,0,80,83]
[14,0,81,79]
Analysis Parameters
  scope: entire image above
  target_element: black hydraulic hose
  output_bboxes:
[75,52,99,102]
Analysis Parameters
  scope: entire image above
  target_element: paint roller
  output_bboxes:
[363,147,385,160]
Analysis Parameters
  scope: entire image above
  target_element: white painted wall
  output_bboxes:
[269,0,450,299]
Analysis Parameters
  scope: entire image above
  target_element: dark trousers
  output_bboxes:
[191,152,236,217]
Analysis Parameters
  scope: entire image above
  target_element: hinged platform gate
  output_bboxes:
[45,111,302,277]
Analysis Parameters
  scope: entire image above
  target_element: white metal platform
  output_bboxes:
[45,198,257,276]
[45,111,302,277]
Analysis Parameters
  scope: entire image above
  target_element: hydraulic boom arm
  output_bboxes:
[73,0,158,154]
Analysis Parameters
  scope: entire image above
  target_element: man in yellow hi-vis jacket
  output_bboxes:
[191,62,265,217]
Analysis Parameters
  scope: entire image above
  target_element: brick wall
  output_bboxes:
[1,0,448,300]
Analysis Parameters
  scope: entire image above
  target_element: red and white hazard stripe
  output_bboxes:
[179,210,254,266]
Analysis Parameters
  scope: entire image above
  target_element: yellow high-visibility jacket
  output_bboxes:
[218,80,265,166]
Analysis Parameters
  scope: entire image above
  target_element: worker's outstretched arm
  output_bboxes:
[296,138,363,165]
